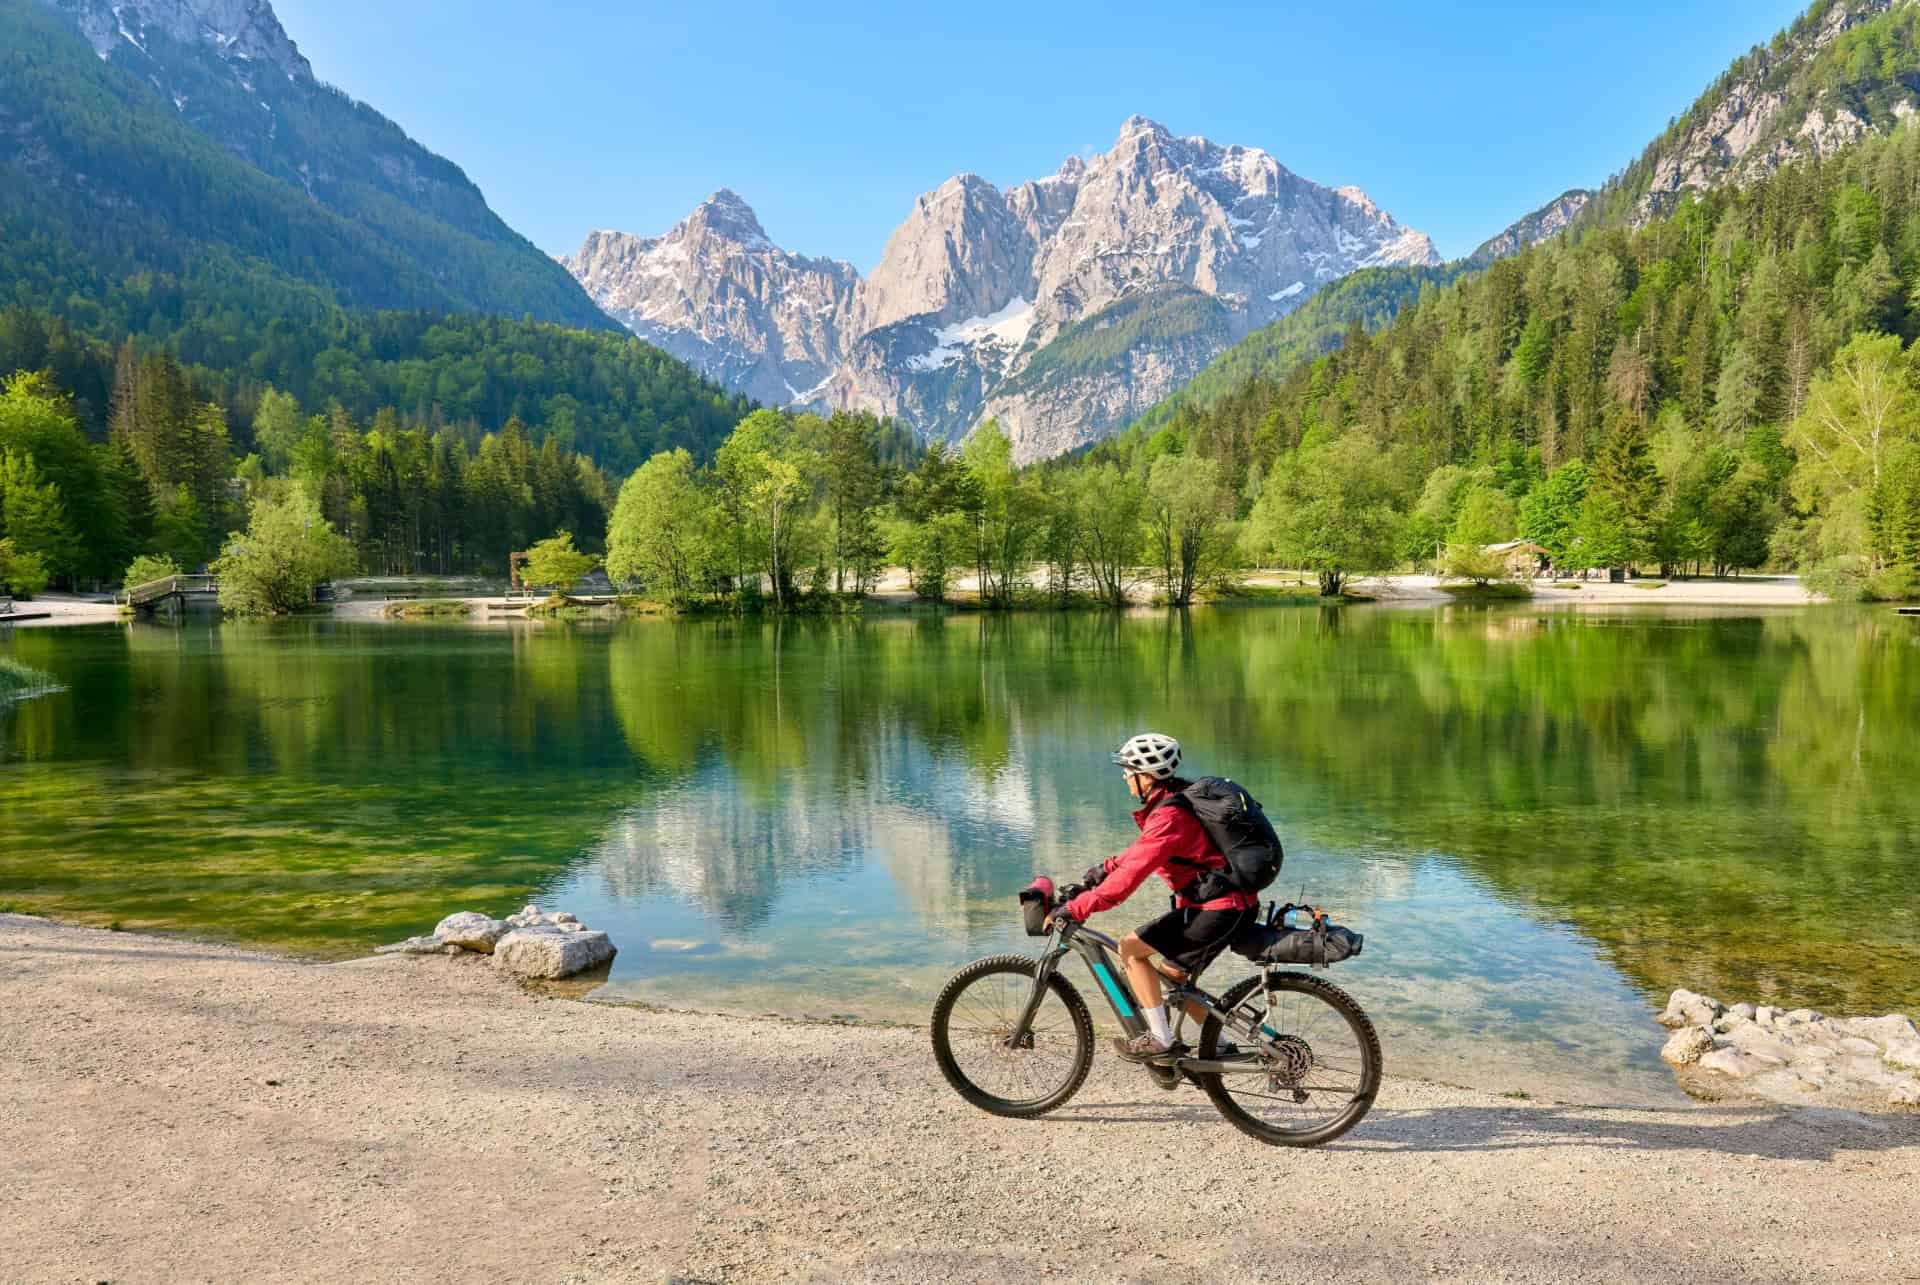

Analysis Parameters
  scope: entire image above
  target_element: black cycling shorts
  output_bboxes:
[1136,906,1251,974]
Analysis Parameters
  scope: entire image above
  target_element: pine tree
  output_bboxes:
[1582,413,1660,570]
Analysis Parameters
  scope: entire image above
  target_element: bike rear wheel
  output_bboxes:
[1196,970,1381,1147]
[931,955,1094,1118]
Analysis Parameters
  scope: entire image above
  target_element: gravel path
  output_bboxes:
[3,914,1915,1284]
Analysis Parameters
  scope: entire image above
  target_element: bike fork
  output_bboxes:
[1005,947,1064,1049]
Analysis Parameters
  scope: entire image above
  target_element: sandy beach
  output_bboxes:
[1,594,122,627]
[2,913,1915,1283]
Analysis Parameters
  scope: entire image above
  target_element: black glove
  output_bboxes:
[1047,903,1078,929]
[1081,863,1108,888]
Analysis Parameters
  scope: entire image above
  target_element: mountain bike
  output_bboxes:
[930,881,1381,1147]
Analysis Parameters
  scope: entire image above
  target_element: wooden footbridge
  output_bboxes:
[125,574,220,612]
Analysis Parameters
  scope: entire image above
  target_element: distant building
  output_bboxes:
[1482,540,1551,577]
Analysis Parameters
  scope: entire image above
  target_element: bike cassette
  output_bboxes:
[1263,1034,1314,1095]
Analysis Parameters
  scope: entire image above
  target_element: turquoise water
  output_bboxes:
[5,606,1917,1101]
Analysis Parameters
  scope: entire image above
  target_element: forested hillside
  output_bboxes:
[0,0,607,327]
[1124,123,1920,597]
[0,306,752,478]
[1129,0,1920,444]
[1125,266,1463,439]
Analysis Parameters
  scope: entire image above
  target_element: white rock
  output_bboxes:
[1661,1027,1716,1067]
[1727,1002,1757,1021]
[1754,1005,1779,1026]
[1780,1008,1821,1027]
[554,912,579,924]
[374,934,446,955]
[1659,989,1725,1029]
[1698,1048,1766,1078]
[1882,1040,1920,1072]
[1891,1081,1920,1107]
[434,912,509,954]
[1839,1036,1882,1056]
[491,928,616,979]
[1841,1014,1920,1051]
[1725,1025,1799,1061]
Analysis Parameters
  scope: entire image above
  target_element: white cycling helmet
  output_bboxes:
[1112,732,1181,780]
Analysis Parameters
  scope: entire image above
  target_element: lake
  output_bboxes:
[4,605,1916,1101]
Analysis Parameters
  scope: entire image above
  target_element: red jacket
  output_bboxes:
[1065,784,1257,920]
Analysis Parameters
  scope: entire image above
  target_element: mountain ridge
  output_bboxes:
[8,0,611,328]
[566,116,1438,462]
[1124,0,1920,445]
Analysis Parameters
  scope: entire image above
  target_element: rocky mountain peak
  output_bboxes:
[570,115,1437,462]
[39,0,311,80]
[1631,0,1916,220]
[687,188,771,247]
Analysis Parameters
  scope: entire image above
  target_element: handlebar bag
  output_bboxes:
[1018,877,1056,937]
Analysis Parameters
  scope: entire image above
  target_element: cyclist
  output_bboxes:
[1051,733,1258,1062]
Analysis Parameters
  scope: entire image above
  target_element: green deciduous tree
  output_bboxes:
[715,410,819,610]
[0,449,79,580]
[963,422,1046,607]
[1519,460,1590,565]
[213,490,355,616]
[605,449,714,603]
[521,532,600,592]
[1071,462,1144,607]
[1144,452,1235,605]
[1244,436,1404,597]
[1787,331,1918,567]
[0,537,48,597]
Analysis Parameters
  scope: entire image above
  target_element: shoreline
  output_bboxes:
[4,912,1916,1282]
[3,572,1828,631]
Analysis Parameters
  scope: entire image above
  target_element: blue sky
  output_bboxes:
[274,0,1811,268]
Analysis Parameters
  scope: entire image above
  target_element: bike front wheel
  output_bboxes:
[1196,970,1382,1147]
[931,954,1094,1118]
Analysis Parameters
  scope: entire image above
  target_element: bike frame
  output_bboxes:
[1011,920,1267,1075]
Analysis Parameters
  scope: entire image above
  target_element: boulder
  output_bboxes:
[1727,1002,1758,1022]
[1841,1014,1920,1051]
[491,928,616,979]
[1882,1040,1920,1072]
[375,934,448,955]
[434,912,510,954]
[1755,1005,1779,1026]
[1698,1048,1767,1078]
[1724,1024,1800,1064]
[1659,989,1725,1029]
[1661,1026,1716,1067]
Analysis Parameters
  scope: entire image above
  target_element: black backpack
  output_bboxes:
[1163,777,1284,898]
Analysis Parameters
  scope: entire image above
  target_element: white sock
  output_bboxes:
[1144,1004,1172,1044]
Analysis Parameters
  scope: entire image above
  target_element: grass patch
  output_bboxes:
[1630,581,1669,591]
[1438,582,1534,600]
[1205,582,1324,606]
[382,599,472,619]
[1501,1089,1532,1100]
[1553,581,1584,590]
[0,656,58,700]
